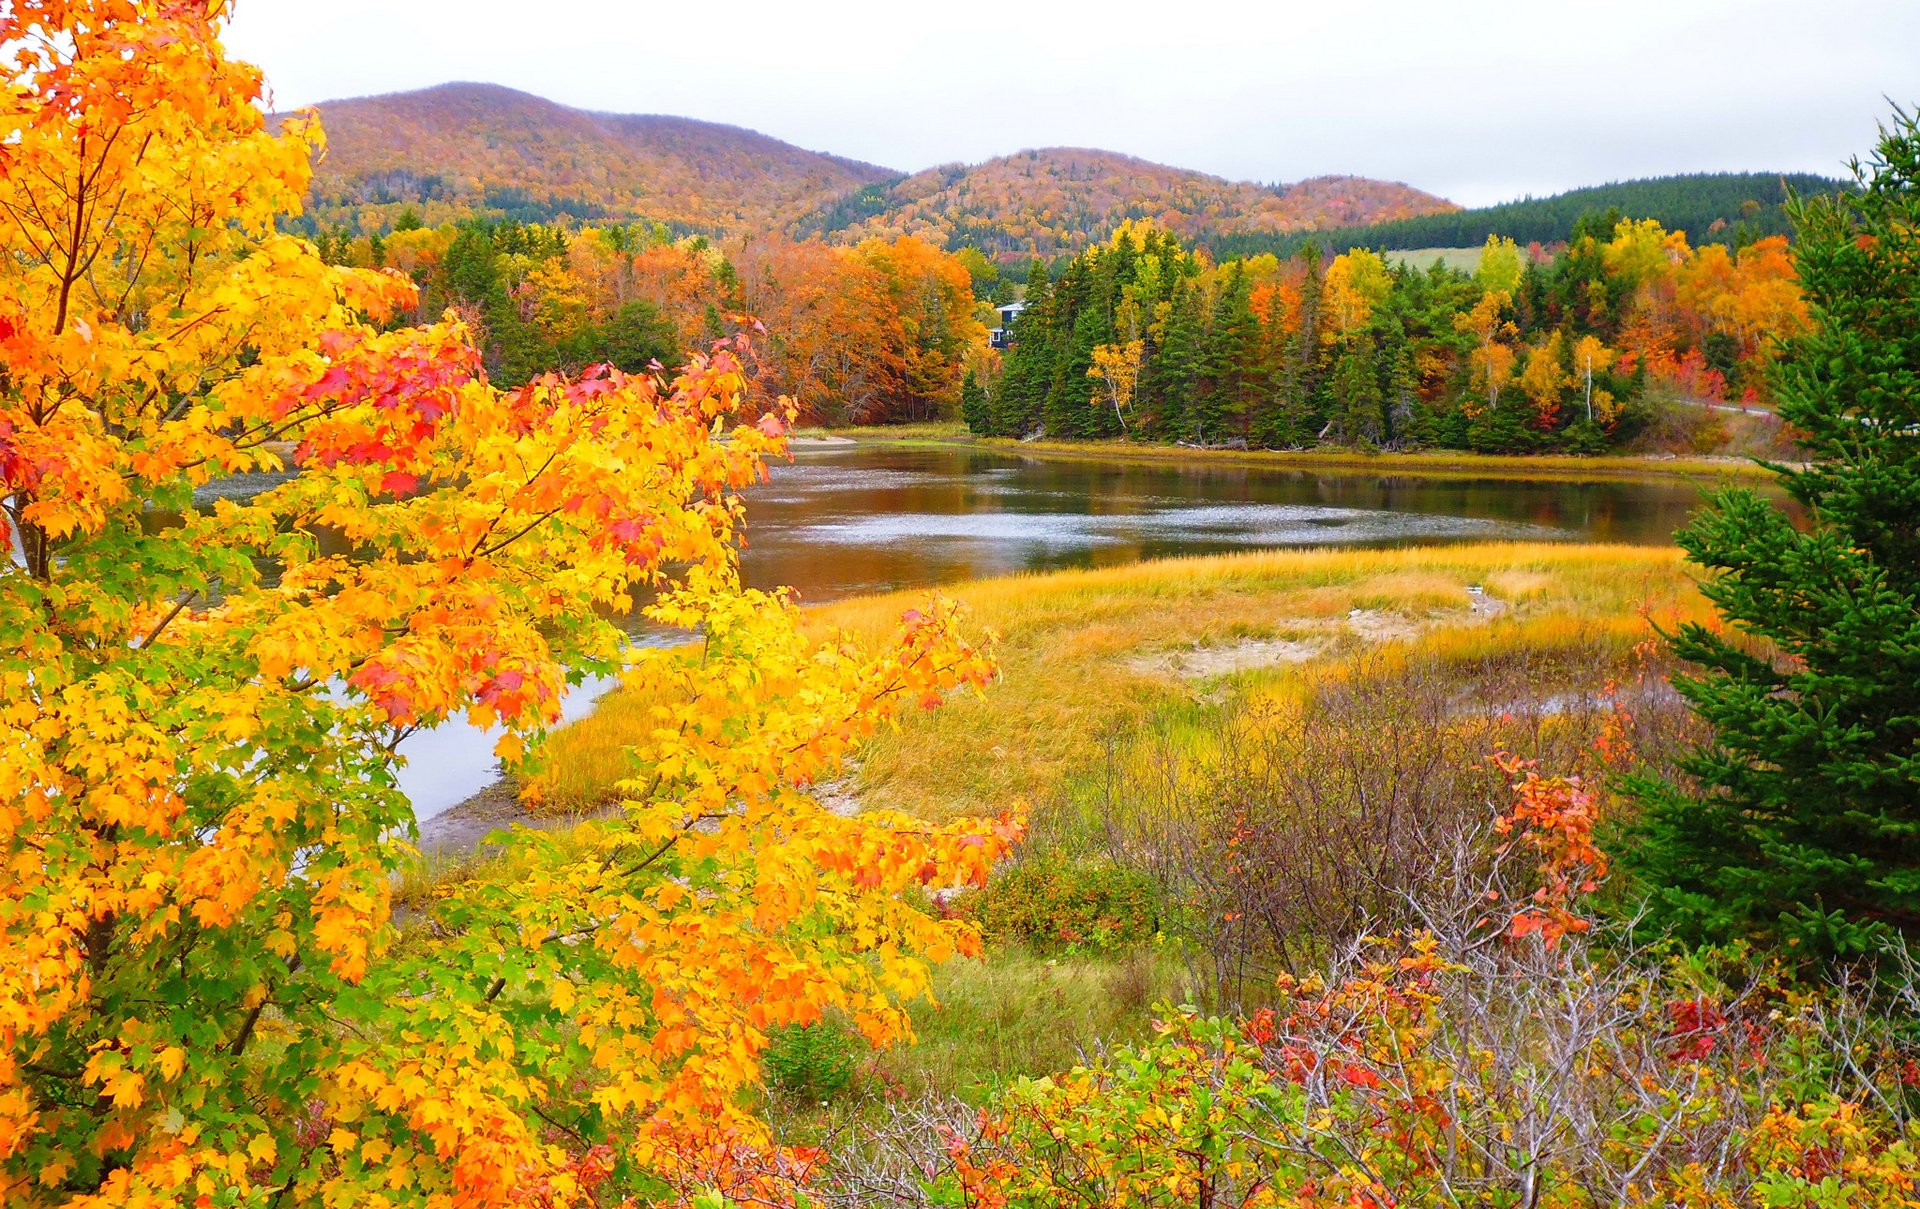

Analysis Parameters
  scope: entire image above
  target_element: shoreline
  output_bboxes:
[797,426,1783,484]
[415,778,612,857]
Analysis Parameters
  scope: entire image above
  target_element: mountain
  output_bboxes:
[296,82,897,234]
[794,147,1455,260]
[1208,171,1848,259]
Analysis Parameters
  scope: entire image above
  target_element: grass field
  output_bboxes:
[529,542,1701,820]
[1383,246,1488,273]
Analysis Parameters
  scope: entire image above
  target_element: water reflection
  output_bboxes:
[726,446,1719,612]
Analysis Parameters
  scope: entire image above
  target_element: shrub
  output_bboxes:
[964,860,1160,954]
[1098,635,1695,1001]
[762,1019,865,1103]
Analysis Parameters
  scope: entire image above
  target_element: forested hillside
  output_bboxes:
[297,87,1456,257]
[295,82,896,234]
[797,148,1453,260]
[1212,171,1843,259]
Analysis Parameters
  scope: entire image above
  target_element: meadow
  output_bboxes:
[503,541,1708,1100]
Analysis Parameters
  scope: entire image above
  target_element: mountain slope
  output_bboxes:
[795,147,1456,259]
[1209,171,1846,258]
[298,82,897,233]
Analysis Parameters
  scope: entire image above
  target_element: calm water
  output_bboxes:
[733,445,1714,608]
[377,444,1729,817]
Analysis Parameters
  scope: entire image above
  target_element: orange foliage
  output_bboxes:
[0,7,1018,1205]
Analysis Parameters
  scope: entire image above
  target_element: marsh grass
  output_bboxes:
[527,543,1703,823]
[821,427,1779,483]
[444,542,1712,1110]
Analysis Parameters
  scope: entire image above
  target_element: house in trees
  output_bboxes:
[988,300,1026,349]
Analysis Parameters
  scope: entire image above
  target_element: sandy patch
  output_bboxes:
[1466,585,1509,618]
[811,758,864,817]
[1346,608,1423,643]
[1130,636,1324,679]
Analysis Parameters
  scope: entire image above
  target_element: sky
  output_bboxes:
[226,0,1920,209]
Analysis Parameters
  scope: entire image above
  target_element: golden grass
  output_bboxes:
[810,425,1777,483]
[959,437,1778,484]
[790,421,967,441]
[529,542,1704,822]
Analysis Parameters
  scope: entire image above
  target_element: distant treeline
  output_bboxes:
[968,215,1809,455]
[1209,172,1846,260]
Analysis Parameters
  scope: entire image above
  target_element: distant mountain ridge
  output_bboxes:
[299,82,896,234]
[792,147,1454,261]
[294,83,1457,253]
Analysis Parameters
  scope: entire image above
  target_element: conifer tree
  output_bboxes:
[990,259,1052,436]
[1147,279,1201,440]
[960,367,989,433]
[1624,111,1920,956]
[1330,332,1385,447]
[1198,264,1257,443]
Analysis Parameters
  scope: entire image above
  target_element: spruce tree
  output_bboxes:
[959,368,989,434]
[1146,280,1201,441]
[1329,333,1384,448]
[1624,111,1920,956]
[990,259,1053,436]
[1198,265,1257,444]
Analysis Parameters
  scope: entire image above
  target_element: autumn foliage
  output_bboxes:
[813,149,1454,262]
[978,221,1810,453]
[837,766,1920,1209]
[0,4,1018,1205]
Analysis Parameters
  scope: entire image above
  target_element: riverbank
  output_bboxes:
[796,422,1781,484]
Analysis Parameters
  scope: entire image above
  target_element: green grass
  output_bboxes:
[875,946,1186,1101]
[961,436,1777,484]
[1383,246,1488,273]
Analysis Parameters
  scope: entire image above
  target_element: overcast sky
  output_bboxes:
[227,0,1920,208]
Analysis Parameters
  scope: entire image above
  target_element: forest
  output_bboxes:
[5,3,1920,1208]
[1213,170,1841,260]
[316,203,1808,454]
[972,215,1809,454]
[317,215,986,425]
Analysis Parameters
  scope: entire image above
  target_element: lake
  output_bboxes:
[397,444,1730,817]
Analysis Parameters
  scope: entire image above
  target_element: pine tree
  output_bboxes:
[1329,332,1384,448]
[1198,264,1257,444]
[960,368,989,434]
[1623,111,1920,956]
[990,259,1053,436]
[1146,279,1201,441]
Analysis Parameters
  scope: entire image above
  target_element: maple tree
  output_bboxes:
[1453,289,1519,418]
[1087,339,1145,432]
[0,5,1018,1205]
